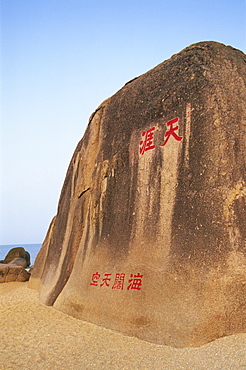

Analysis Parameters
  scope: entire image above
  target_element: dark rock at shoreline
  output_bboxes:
[1,247,31,267]
[30,41,246,348]
[0,265,31,283]
[9,258,28,268]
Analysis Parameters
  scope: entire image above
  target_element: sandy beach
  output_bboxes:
[1,282,246,369]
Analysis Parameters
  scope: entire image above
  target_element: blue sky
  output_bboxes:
[1,0,246,244]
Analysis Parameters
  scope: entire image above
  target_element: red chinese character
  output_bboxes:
[139,127,156,155]
[127,273,143,291]
[112,273,126,290]
[90,272,101,286]
[160,117,182,146]
[100,273,112,287]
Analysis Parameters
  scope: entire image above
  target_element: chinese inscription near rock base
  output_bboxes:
[90,272,143,291]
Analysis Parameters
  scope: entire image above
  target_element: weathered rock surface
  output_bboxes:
[0,265,31,283]
[29,41,246,347]
[1,247,31,267]
[8,258,28,268]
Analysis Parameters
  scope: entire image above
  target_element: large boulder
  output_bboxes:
[29,41,246,347]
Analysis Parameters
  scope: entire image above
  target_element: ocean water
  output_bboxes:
[0,243,42,266]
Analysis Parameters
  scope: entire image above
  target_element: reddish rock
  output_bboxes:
[0,265,30,283]
[29,42,246,347]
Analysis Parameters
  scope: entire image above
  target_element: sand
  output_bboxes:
[0,282,246,369]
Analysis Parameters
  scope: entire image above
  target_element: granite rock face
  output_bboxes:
[29,42,246,347]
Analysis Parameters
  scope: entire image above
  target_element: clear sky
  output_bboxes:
[0,0,246,245]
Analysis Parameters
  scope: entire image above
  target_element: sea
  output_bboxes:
[0,243,42,266]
